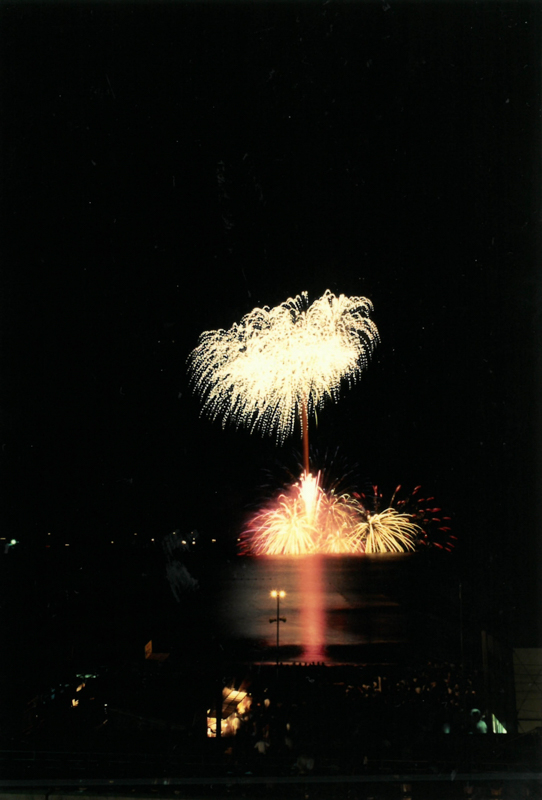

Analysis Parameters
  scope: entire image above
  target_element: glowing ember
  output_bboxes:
[187,290,379,444]
[240,473,420,556]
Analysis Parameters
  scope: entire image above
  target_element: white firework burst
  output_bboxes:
[187,289,379,443]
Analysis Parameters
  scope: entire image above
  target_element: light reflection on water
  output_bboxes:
[217,554,415,663]
[298,555,325,662]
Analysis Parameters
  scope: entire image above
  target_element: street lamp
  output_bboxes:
[270,590,286,667]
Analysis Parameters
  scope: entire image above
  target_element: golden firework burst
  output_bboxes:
[241,473,420,556]
[354,508,419,554]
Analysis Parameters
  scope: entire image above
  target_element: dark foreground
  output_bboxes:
[1,545,540,797]
[1,660,540,798]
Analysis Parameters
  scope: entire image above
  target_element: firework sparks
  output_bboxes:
[357,484,455,552]
[241,473,420,556]
[187,291,379,455]
[246,488,319,556]
[357,509,418,554]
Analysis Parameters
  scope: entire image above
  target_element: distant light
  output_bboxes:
[134,533,137,536]
[211,539,216,542]
[151,538,154,542]
[10,539,17,545]
[181,540,187,545]
[491,713,507,734]
[71,698,79,707]
[48,532,51,536]
[76,683,85,692]
[111,541,114,544]
[65,543,70,547]
[271,589,286,598]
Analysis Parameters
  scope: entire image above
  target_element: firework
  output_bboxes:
[187,290,379,471]
[241,473,420,556]
[355,508,418,554]
[356,484,455,552]
[246,489,319,556]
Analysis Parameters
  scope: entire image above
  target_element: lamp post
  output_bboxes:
[270,590,286,668]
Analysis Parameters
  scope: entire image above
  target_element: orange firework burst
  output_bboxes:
[240,473,420,556]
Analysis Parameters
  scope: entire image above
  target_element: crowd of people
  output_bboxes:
[218,660,490,774]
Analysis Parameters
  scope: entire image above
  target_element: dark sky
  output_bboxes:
[1,2,540,642]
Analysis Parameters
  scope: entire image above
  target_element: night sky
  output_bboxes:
[1,2,540,644]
